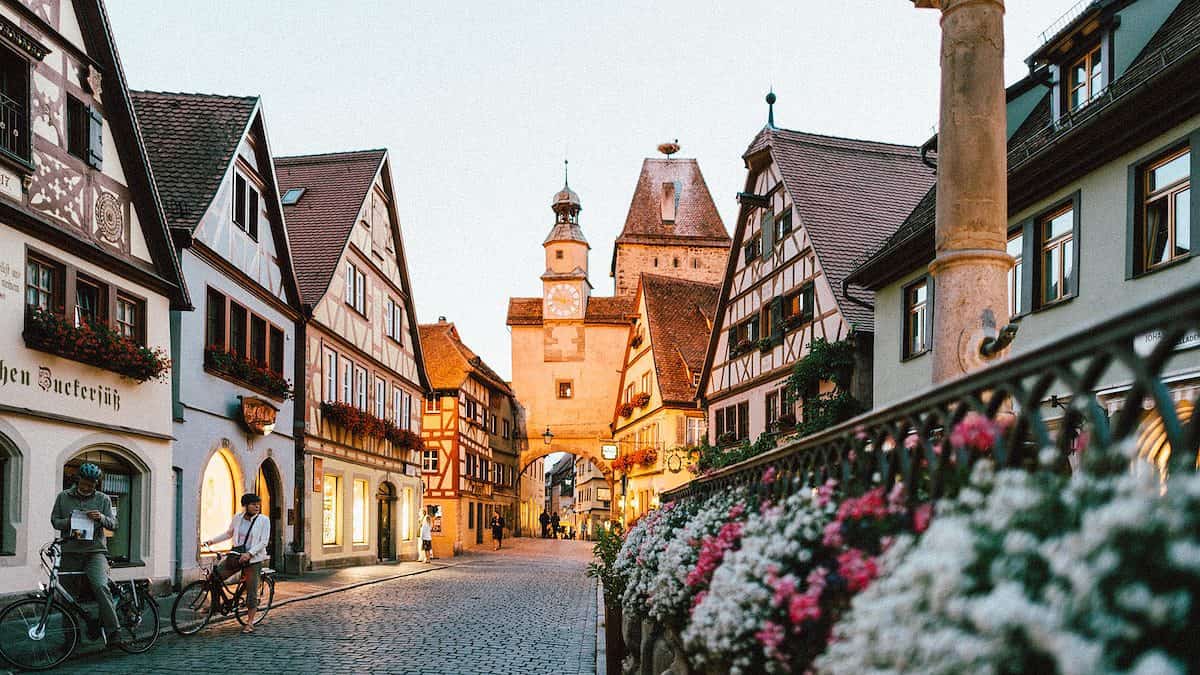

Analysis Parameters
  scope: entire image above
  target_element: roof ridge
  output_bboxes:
[275,148,388,163]
[130,89,258,102]
[769,127,922,153]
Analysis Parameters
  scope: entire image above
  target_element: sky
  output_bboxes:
[107,0,1083,381]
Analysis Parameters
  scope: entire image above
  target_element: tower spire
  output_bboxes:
[563,158,569,188]
[766,88,777,128]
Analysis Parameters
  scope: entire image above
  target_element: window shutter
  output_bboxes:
[727,327,737,355]
[86,105,103,169]
[247,189,259,239]
[675,416,685,445]
[771,297,783,341]
[761,211,775,251]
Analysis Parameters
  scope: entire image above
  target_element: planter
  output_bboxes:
[633,392,651,408]
[619,402,636,418]
[23,307,170,383]
[605,603,625,675]
[204,346,293,399]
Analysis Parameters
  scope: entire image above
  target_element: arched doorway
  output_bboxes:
[1135,400,1197,484]
[200,449,240,554]
[256,459,284,570]
[0,432,21,555]
[377,482,396,562]
[63,447,146,564]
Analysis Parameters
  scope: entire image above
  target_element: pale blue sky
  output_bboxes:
[108,0,1080,379]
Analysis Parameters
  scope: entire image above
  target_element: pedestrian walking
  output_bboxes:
[490,509,505,550]
[550,511,560,539]
[419,511,434,563]
[538,509,550,539]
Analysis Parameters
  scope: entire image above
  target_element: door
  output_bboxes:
[255,461,283,570]
[475,502,484,544]
[377,483,395,561]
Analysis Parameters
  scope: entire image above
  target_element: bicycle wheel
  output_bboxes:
[115,587,159,653]
[170,581,213,636]
[0,597,79,671]
[235,574,275,626]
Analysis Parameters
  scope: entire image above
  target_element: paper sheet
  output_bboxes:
[70,510,95,540]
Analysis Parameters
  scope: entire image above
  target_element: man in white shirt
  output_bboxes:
[203,493,270,633]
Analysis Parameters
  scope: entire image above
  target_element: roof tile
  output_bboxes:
[640,274,720,404]
[616,158,730,247]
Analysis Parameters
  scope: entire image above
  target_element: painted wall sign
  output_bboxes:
[312,457,323,493]
[0,358,122,411]
[1134,329,1200,357]
[240,396,278,435]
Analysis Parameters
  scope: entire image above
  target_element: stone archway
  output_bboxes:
[519,444,614,485]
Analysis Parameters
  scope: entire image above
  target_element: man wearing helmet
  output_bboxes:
[49,462,122,646]
[203,492,270,632]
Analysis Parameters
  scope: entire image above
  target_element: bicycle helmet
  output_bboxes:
[77,463,102,481]
[241,493,261,506]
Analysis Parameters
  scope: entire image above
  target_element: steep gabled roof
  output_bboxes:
[747,128,933,329]
[506,295,635,326]
[74,1,189,308]
[641,274,719,404]
[275,149,386,306]
[130,91,257,233]
[418,321,513,395]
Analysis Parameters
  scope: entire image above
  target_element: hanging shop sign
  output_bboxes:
[239,396,278,435]
[601,442,618,460]
[312,457,324,493]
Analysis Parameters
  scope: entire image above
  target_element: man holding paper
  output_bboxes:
[50,462,122,646]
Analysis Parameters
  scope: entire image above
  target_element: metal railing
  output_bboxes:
[663,278,1200,504]
[0,91,27,161]
[1038,0,1096,45]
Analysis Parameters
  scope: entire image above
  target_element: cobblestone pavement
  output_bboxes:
[49,538,598,675]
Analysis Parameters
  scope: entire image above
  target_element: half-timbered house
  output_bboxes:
[419,318,521,556]
[698,111,932,447]
[277,149,428,569]
[133,91,304,580]
[0,0,187,595]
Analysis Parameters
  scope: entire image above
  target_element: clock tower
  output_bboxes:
[542,165,591,321]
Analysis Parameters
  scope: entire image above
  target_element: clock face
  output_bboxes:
[546,284,582,318]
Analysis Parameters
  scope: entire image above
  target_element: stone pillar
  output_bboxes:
[917,0,1012,383]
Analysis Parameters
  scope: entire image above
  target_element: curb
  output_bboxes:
[595,579,606,675]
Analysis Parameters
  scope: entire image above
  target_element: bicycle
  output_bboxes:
[170,544,275,635]
[0,540,159,671]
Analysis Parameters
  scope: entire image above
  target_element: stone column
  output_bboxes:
[916,0,1012,383]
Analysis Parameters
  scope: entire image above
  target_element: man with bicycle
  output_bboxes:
[203,493,270,633]
[49,462,122,647]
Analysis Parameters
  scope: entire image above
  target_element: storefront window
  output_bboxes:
[352,479,368,544]
[63,448,142,564]
[200,451,238,552]
[0,433,18,555]
[322,475,340,545]
[400,487,413,541]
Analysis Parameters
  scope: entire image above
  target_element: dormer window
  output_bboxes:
[281,187,305,205]
[1067,45,1103,112]
[232,173,260,240]
[660,181,680,222]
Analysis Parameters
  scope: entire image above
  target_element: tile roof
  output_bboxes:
[418,321,512,395]
[130,91,257,233]
[640,274,720,404]
[851,0,1200,286]
[615,158,730,247]
[748,128,934,329]
[275,150,386,306]
[506,295,635,326]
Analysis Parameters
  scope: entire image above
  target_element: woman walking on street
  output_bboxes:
[419,511,434,562]
[490,509,505,550]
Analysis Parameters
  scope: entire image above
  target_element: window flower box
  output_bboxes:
[633,392,651,408]
[630,333,644,349]
[732,338,754,356]
[637,446,658,466]
[320,402,423,454]
[23,307,170,383]
[619,402,636,418]
[204,346,293,400]
[757,337,774,353]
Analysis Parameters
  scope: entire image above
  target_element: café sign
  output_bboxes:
[239,396,278,435]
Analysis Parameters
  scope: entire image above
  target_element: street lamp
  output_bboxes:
[542,427,554,446]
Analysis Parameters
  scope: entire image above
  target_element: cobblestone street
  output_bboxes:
[50,539,598,675]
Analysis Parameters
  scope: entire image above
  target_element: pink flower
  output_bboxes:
[816,480,837,507]
[913,503,933,534]
[904,433,920,450]
[769,574,798,608]
[822,520,843,548]
[755,621,787,664]
[686,520,744,589]
[788,590,822,624]
[762,466,778,485]
[837,549,879,593]
[949,412,999,453]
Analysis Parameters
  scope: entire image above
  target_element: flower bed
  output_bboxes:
[204,346,293,399]
[602,415,1200,675]
[23,307,170,383]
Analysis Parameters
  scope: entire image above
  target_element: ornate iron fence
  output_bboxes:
[664,279,1200,505]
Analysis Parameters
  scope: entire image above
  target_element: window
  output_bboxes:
[388,299,405,345]
[761,299,781,342]
[422,449,438,473]
[1067,45,1103,112]
[639,372,650,395]
[345,263,366,315]
[685,417,706,446]
[200,451,237,553]
[25,256,60,311]
[325,351,338,403]
[393,387,403,426]
[375,377,386,419]
[331,357,348,403]
[63,448,142,564]
[736,401,749,441]
[716,403,749,442]
[624,384,635,403]
[425,397,439,414]
[0,45,31,162]
[1141,147,1191,272]
[250,315,267,365]
[269,326,284,374]
[66,95,89,161]
[743,235,761,264]
[785,284,814,325]
[557,380,573,399]
[232,173,259,240]
[355,366,368,412]
[555,249,563,260]
[1007,231,1024,317]
[402,392,413,429]
[401,487,413,541]
[502,418,510,439]
[322,475,340,545]
[0,434,17,555]
[280,187,305,205]
[774,209,793,241]
[74,275,106,327]
[352,479,368,545]
[766,390,780,428]
[902,278,930,359]
[228,302,247,356]
[115,295,142,344]
[206,290,226,349]
[466,454,476,480]
[1037,205,1075,306]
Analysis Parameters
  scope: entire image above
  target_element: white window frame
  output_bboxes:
[355,366,368,412]
[341,357,353,403]
[375,377,386,419]
[324,350,338,403]
[402,392,412,430]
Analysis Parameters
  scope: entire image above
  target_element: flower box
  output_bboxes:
[757,337,774,353]
[320,401,424,453]
[619,402,636,418]
[204,346,293,400]
[23,307,170,383]
[637,446,658,466]
[633,392,651,408]
[630,334,644,349]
